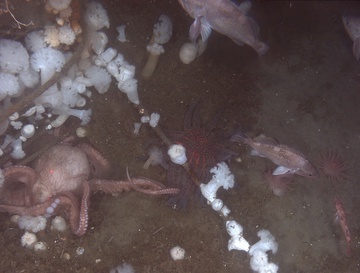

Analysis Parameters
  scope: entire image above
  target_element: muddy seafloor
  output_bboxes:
[1,0,360,272]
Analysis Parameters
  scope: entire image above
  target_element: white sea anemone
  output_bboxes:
[141,14,172,79]
[48,0,72,12]
[91,31,108,54]
[85,1,110,31]
[30,47,66,84]
[153,14,173,44]
[226,220,250,252]
[211,198,223,211]
[250,249,279,273]
[53,106,92,125]
[106,62,119,77]
[117,78,139,104]
[19,67,40,88]
[59,6,73,19]
[44,25,60,47]
[60,77,79,107]
[249,230,279,273]
[21,124,35,139]
[112,53,125,67]
[52,216,67,232]
[11,137,25,159]
[58,25,76,45]
[149,113,160,127]
[170,246,185,261]
[226,220,243,237]
[250,249,269,271]
[21,232,38,249]
[141,43,165,79]
[18,215,47,233]
[0,39,29,74]
[110,263,135,273]
[179,42,198,64]
[228,235,250,252]
[85,65,111,94]
[133,122,141,135]
[50,112,68,127]
[143,146,167,169]
[167,144,187,165]
[95,47,117,66]
[25,30,46,53]
[116,63,135,82]
[0,73,20,101]
[117,25,127,42]
[34,241,47,252]
[34,84,63,108]
[200,162,234,203]
[249,229,278,255]
[76,127,87,138]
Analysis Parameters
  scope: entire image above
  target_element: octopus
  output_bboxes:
[0,143,179,236]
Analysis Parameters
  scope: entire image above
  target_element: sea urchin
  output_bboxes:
[318,150,348,182]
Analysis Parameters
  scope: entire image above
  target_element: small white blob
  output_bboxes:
[21,124,35,138]
[167,144,187,165]
[76,127,87,138]
[170,246,185,261]
[149,112,160,127]
[226,220,243,237]
[51,216,67,232]
[133,122,141,135]
[76,246,85,256]
[21,231,37,249]
[228,235,250,252]
[34,241,47,252]
[116,25,127,42]
[179,42,198,64]
[10,214,20,224]
[211,198,223,211]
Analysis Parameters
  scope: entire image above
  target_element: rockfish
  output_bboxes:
[334,197,351,255]
[342,15,360,60]
[231,132,318,178]
[177,0,269,55]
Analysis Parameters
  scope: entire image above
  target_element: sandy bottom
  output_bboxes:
[0,1,359,272]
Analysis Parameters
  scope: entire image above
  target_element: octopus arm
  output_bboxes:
[89,179,133,194]
[58,180,90,236]
[0,199,53,216]
[78,143,110,178]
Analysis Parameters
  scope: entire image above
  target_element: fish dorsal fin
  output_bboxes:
[231,0,252,15]
[200,19,212,42]
[254,134,279,146]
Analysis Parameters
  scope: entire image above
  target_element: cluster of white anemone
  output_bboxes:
[0,1,142,160]
[198,162,279,272]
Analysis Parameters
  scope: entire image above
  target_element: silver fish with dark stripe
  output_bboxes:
[231,132,318,178]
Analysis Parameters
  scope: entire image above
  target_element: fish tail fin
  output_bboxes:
[231,129,249,143]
